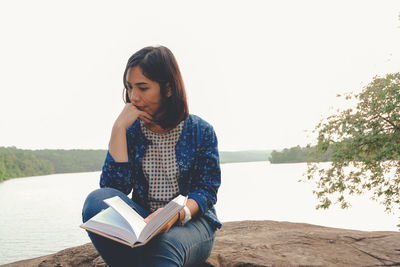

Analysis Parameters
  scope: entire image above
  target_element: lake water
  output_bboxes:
[0,162,398,264]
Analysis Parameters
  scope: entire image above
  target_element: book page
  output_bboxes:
[83,207,137,244]
[89,207,132,232]
[138,195,186,242]
[104,196,147,237]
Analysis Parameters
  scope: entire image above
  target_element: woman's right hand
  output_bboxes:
[114,103,153,130]
[109,102,153,162]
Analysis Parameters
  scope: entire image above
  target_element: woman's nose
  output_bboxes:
[130,89,140,102]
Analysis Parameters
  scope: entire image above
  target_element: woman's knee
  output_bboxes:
[146,233,185,266]
[146,230,214,267]
[82,187,123,222]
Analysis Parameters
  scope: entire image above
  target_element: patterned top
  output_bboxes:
[140,120,185,211]
[100,114,222,229]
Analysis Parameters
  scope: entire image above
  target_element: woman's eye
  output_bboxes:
[139,87,148,91]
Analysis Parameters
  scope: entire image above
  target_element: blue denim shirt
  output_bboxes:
[100,114,222,229]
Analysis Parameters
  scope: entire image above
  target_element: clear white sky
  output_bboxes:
[0,0,399,151]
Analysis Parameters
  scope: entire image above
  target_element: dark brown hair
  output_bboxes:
[123,46,189,129]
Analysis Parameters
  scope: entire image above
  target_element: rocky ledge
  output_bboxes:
[2,220,400,267]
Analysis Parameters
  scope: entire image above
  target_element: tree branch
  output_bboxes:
[378,115,400,131]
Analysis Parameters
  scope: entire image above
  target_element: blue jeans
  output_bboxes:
[82,188,216,267]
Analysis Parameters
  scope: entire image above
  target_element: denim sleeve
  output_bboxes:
[188,126,221,216]
[99,151,133,195]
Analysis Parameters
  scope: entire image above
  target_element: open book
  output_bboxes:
[80,194,187,247]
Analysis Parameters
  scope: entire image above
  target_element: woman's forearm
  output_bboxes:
[108,124,129,162]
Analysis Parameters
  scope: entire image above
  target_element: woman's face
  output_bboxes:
[126,66,164,116]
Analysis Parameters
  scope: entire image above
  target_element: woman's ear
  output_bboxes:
[166,84,172,98]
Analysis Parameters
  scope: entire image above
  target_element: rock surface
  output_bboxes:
[2,220,400,267]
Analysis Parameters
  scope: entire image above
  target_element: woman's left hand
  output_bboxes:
[144,208,179,234]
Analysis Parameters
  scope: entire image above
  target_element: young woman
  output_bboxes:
[82,46,221,266]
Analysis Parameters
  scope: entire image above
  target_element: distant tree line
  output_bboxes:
[219,150,272,164]
[0,147,273,182]
[0,147,54,181]
[269,145,333,164]
[33,149,107,173]
[0,147,107,182]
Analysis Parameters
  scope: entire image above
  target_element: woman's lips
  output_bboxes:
[136,105,145,111]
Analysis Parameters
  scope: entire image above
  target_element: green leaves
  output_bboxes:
[305,72,400,227]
